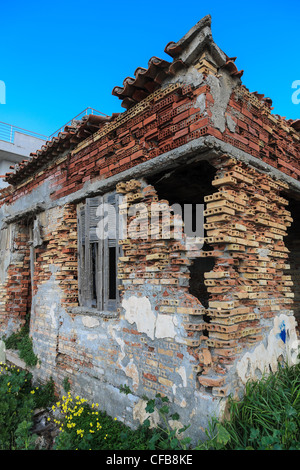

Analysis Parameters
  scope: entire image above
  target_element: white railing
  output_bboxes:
[48,107,108,140]
[0,107,108,145]
[0,120,48,144]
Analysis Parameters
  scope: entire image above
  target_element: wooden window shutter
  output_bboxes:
[103,192,120,311]
[77,191,120,312]
[77,203,86,306]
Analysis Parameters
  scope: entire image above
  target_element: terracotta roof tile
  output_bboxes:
[112,15,242,109]
[5,114,112,185]
[6,15,298,186]
[291,119,300,132]
[112,57,185,109]
[222,56,244,78]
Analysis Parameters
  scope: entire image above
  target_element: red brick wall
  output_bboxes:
[0,81,298,212]
[223,86,300,178]
[0,225,31,336]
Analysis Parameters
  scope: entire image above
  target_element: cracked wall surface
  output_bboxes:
[0,16,299,443]
[0,222,31,337]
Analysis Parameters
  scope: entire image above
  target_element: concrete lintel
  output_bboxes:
[4,134,300,223]
[3,202,46,226]
[70,306,119,318]
[61,135,300,205]
[205,135,300,194]
[62,137,217,205]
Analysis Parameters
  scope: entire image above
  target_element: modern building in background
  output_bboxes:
[0,121,47,189]
[0,16,299,444]
[0,108,105,190]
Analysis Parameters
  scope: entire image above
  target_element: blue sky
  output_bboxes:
[0,0,299,137]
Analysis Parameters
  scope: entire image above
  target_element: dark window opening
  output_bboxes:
[91,243,98,307]
[78,191,120,311]
[148,160,216,206]
[109,246,117,300]
[285,195,300,330]
[189,254,215,309]
[148,160,217,307]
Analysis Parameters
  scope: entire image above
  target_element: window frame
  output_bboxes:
[77,191,120,313]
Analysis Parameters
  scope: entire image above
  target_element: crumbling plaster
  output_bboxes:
[1,135,300,231]
[1,151,300,442]
[236,314,299,385]
[0,15,299,443]
[30,273,217,443]
[206,73,239,133]
[1,135,300,444]
[122,295,179,341]
[0,225,12,283]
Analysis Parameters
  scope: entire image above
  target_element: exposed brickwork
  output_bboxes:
[223,86,300,178]
[0,16,299,441]
[198,157,294,397]
[0,224,31,336]
[1,80,299,214]
[32,204,79,309]
[116,179,204,396]
[115,162,296,399]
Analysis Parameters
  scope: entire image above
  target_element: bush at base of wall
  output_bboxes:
[3,325,38,367]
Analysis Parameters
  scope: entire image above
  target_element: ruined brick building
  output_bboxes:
[0,15,299,440]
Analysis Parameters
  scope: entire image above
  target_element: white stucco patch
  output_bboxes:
[196,93,206,114]
[0,340,5,363]
[168,419,185,438]
[86,334,98,342]
[155,313,177,339]
[113,329,139,390]
[125,360,139,392]
[133,399,160,428]
[114,334,126,364]
[123,296,156,340]
[82,316,100,328]
[236,314,299,384]
[122,296,178,340]
[176,366,187,387]
[49,303,58,328]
